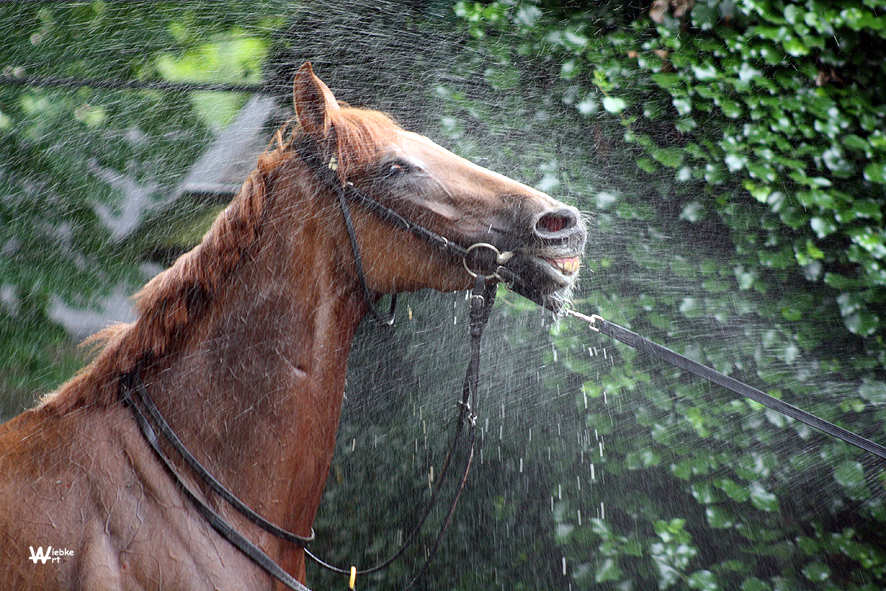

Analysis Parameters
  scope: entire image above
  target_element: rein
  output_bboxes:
[119,278,496,591]
[305,276,497,589]
[120,372,313,591]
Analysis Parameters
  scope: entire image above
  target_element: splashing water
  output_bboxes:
[2,2,885,590]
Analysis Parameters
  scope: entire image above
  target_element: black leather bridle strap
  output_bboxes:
[568,310,886,461]
[292,136,527,322]
[293,137,473,262]
[404,274,496,590]
[119,373,314,591]
[329,153,398,325]
[293,136,469,255]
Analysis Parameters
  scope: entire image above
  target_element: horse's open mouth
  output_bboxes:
[542,255,581,277]
[501,251,582,312]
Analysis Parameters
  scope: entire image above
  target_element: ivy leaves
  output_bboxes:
[458,0,886,341]
[452,1,886,590]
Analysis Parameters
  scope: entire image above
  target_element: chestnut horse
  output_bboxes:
[0,64,586,590]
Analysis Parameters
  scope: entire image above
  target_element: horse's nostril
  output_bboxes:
[536,209,576,235]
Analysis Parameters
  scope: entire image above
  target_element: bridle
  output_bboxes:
[290,132,561,320]
[120,129,530,590]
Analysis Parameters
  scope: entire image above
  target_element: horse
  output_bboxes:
[0,63,586,590]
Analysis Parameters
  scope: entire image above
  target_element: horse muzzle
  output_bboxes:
[466,205,587,312]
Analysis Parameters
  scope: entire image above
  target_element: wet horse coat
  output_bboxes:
[0,64,586,590]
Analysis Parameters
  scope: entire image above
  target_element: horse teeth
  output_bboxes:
[548,256,580,275]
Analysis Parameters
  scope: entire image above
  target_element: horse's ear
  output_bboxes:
[293,63,340,146]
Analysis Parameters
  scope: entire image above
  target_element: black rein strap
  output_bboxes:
[120,278,498,591]
[567,310,886,461]
[120,372,313,591]
[302,276,496,589]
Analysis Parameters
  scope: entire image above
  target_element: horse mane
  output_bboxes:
[42,104,403,414]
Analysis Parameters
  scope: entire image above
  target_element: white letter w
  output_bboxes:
[29,546,52,564]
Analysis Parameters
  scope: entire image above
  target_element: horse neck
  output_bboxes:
[143,172,367,537]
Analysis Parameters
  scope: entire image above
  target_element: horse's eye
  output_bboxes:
[382,160,412,180]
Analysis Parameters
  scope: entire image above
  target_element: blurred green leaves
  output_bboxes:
[457,0,886,343]
[0,2,274,405]
[452,1,886,589]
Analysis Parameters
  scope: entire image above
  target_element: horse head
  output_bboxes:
[290,63,587,311]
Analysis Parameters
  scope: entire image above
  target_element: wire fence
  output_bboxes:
[0,72,270,94]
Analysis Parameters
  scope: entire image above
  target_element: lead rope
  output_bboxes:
[565,309,886,461]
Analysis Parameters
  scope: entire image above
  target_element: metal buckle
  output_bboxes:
[462,242,514,280]
[564,308,604,332]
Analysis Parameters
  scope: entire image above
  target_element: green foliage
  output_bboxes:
[454,0,886,350]
[452,1,886,590]
[4,2,886,590]
[0,2,272,405]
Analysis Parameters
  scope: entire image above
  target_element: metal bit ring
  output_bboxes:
[462,243,513,280]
